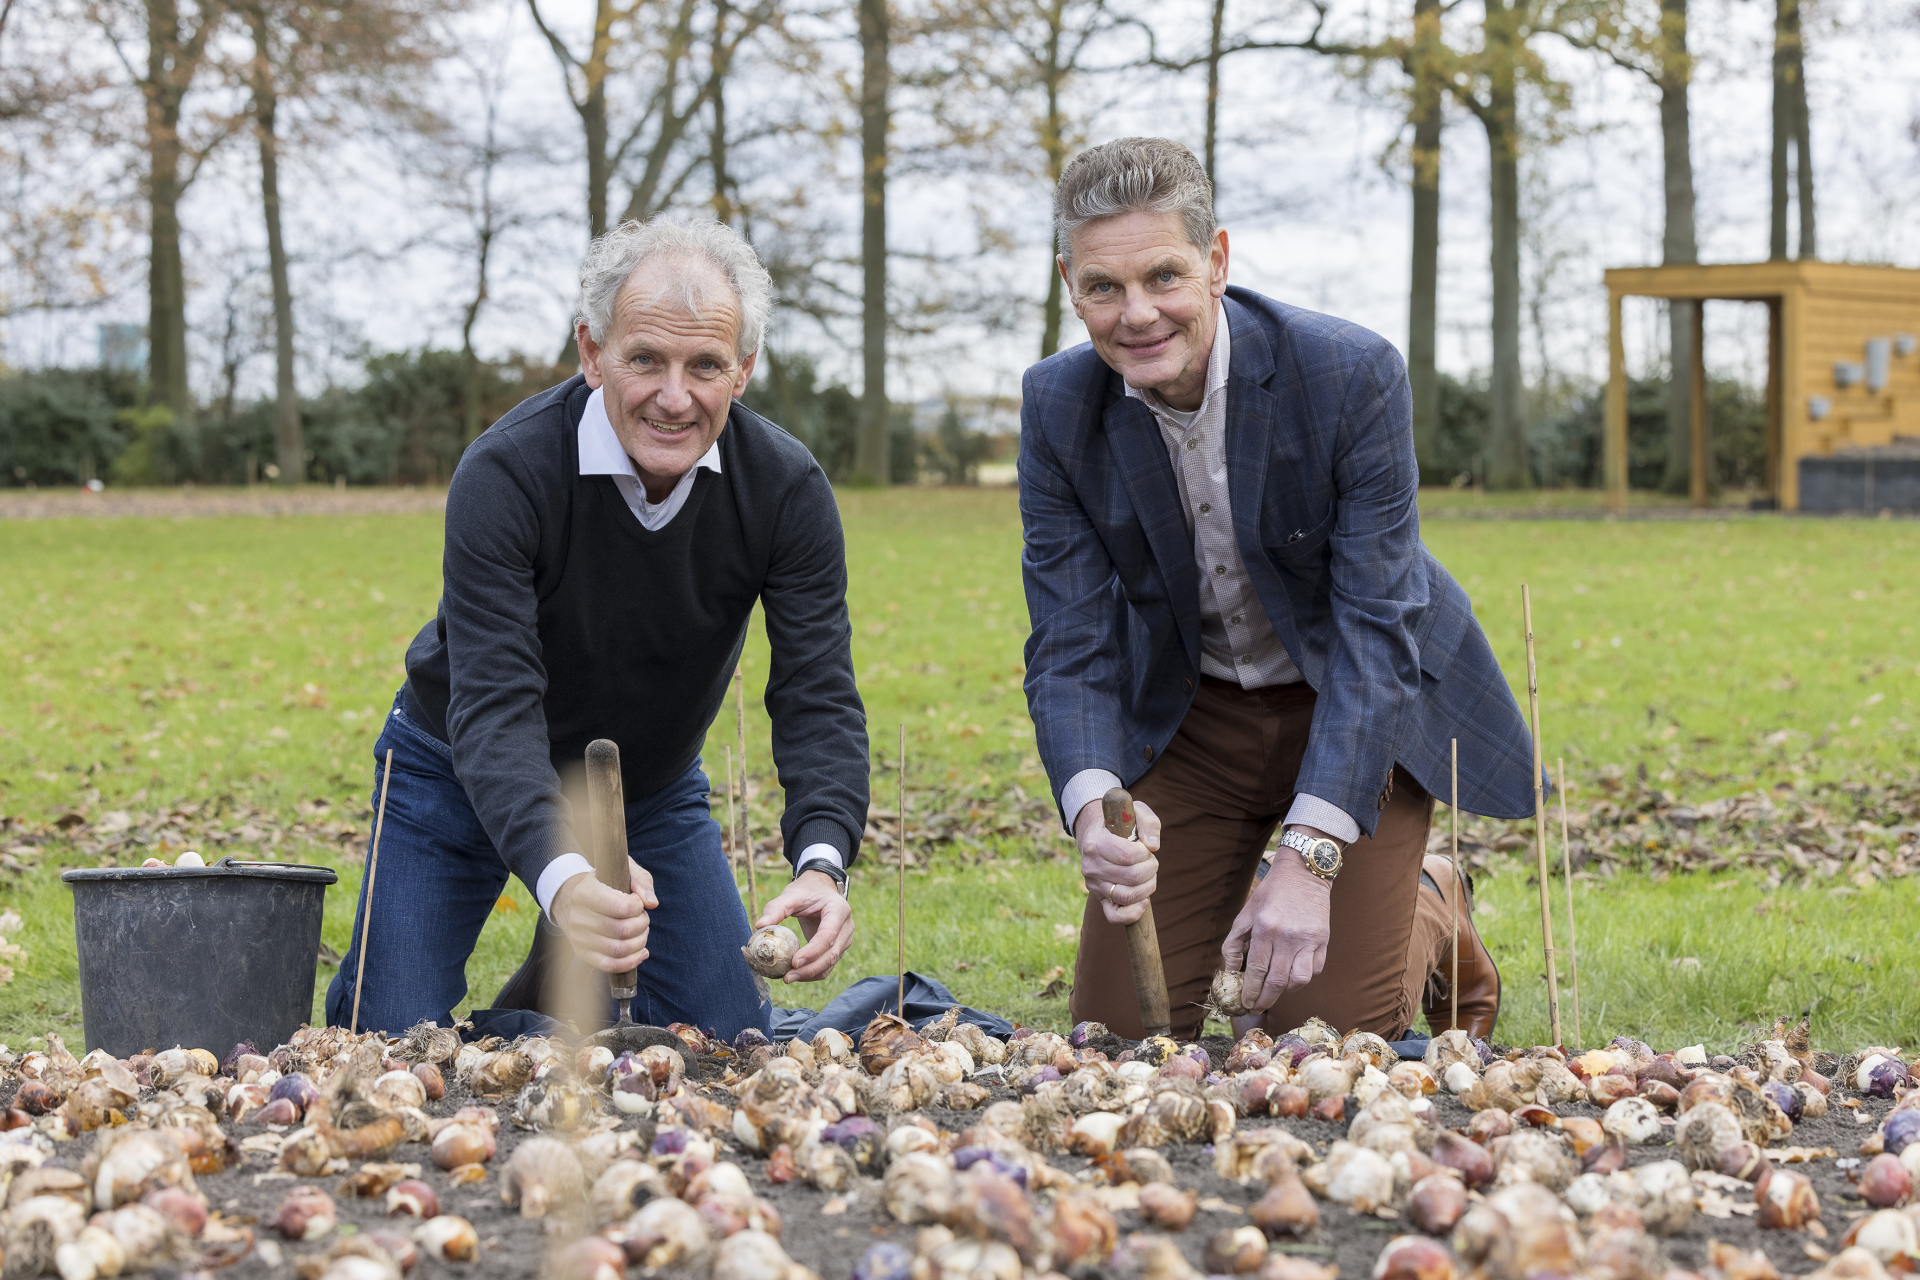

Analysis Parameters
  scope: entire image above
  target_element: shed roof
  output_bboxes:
[1604,260,1920,302]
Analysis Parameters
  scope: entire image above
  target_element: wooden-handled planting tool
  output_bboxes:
[585,738,637,1033]
[1102,787,1172,1038]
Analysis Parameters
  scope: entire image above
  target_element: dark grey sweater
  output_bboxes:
[401,375,868,891]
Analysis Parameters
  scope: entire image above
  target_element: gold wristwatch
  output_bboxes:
[1256,829,1344,883]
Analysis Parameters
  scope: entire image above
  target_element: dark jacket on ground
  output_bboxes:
[1019,287,1536,835]
[402,373,868,891]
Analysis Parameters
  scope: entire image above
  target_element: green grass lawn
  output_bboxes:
[1,489,1914,1051]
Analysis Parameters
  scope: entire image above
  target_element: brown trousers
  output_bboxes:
[1070,677,1453,1041]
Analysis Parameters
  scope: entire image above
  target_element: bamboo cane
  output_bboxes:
[1521,585,1564,1046]
[1558,757,1582,1049]
[736,668,757,921]
[350,748,395,1036]
[897,724,907,1017]
[1450,738,1460,1033]
[724,745,738,896]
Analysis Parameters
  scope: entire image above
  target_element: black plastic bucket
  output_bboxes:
[61,856,338,1057]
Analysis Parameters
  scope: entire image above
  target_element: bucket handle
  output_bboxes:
[216,856,330,873]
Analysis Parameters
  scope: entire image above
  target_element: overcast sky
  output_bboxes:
[5,0,1918,413]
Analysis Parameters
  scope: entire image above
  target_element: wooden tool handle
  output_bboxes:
[1101,787,1172,1038]
[584,739,637,998]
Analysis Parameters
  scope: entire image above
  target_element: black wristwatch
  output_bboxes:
[795,857,849,897]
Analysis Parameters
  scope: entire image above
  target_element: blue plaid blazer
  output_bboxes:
[1018,287,1536,835]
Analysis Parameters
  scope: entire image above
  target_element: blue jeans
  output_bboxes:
[324,693,769,1039]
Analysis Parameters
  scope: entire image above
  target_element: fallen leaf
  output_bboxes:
[1053,923,1077,941]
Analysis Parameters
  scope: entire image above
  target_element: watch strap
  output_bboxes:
[795,857,849,896]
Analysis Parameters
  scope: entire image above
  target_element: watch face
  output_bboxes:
[1308,840,1341,875]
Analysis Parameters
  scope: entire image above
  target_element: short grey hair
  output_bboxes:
[1053,137,1216,268]
[575,217,773,361]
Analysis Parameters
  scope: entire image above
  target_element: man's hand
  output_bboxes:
[1222,828,1335,1010]
[756,870,853,982]
[1074,798,1161,925]
[552,858,658,974]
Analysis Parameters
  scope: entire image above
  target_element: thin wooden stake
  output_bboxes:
[1450,738,1460,1033]
[897,725,907,1017]
[724,745,738,894]
[736,668,757,921]
[350,748,394,1036]
[1558,757,1582,1048]
[1521,584,1564,1047]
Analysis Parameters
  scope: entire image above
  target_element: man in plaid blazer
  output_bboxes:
[1020,137,1535,1041]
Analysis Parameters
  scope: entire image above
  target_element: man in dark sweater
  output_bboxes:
[325,218,868,1039]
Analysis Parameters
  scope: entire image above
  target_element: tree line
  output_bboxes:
[0,0,1828,492]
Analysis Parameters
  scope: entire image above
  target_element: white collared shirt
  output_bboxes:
[576,385,722,530]
[534,387,844,921]
[1057,304,1358,846]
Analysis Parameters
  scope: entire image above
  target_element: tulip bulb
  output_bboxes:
[413,1214,480,1263]
[1602,1097,1663,1145]
[1676,1102,1744,1171]
[270,1185,337,1240]
[1208,968,1251,1018]
[385,1179,439,1218]
[1250,1169,1322,1237]
[1858,1154,1911,1209]
[1844,1210,1919,1265]
[1139,1182,1198,1231]
[610,1197,709,1269]
[431,1121,495,1169]
[1756,1166,1821,1230]
[884,1152,959,1226]
[1203,1225,1270,1275]
[742,926,801,978]
[1373,1235,1457,1280]
[1407,1174,1468,1234]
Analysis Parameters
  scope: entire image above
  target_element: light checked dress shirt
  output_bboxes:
[532,387,844,919]
[1057,306,1361,846]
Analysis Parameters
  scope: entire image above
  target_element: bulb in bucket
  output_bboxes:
[175,851,204,867]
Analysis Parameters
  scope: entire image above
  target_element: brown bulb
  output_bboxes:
[1755,1166,1821,1230]
[385,1179,440,1218]
[1407,1174,1468,1235]
[1138,1182,1198,1232]
[1373,1235,1457,1280]
[1859,1154,1912,1209]
[1249,1170,1320,1238]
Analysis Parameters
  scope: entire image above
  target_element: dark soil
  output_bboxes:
[0,1057,1896,1280]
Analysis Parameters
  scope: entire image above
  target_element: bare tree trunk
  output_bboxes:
[709,0,733,223]
[1789,17,1813,260]
[1204,0,1225,197]
[530,0,614,369]
[552,83,607,370]
[246,9,302,483]
[1769,0,1790,261]
[1657,0,1696,495]
[1039,3,1067,359]
[1407,0,1442,478]
[461,227,492,446]
[145,0,193,429]
[1481,0,1527,490]
[853,0,890,485]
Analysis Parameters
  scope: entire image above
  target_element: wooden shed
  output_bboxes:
[1603,261,1920,511]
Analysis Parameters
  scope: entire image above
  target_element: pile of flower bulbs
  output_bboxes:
[1,1009,1917,1280]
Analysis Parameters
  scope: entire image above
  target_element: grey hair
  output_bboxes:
[1053,137,1216,267]
[575,217,773,361]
